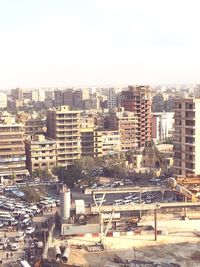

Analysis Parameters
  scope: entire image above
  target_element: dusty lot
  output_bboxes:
[55,219,200,267]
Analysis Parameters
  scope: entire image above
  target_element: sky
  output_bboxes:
[0,0,200,88]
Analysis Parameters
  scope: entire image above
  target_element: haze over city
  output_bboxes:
[1,0,200,88]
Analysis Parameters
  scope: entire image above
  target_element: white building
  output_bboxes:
[107,88,117,110]
[0,92,7,108]
[151,112,174,143]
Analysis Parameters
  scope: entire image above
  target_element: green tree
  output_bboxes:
[143,140,161,171]
[32,168,52,180]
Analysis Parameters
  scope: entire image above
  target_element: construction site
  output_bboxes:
[45,175,200,267]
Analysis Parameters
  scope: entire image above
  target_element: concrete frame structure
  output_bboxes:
[120,86,152,148]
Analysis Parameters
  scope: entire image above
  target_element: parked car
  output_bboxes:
[10,243,19,251]
[25,227,35,235]
[0,238,9,249]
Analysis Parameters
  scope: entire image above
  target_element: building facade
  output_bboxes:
[107,88,117,110]
[120,86,152,148]
[109,110,138,152]
[47,105,81,167]
[0,92,7,109]
[101,130,120,156]
[25,135,57,173]
[174,98,200,176]
[80,127,102,158]
[0,122,28,179]
[151,112,174,143]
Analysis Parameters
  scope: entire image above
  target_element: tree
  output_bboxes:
[8,173,16,185]
[143,140,161,171]
[32,168,53,180]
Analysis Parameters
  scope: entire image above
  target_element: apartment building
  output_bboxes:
[174,98,200,176]
[81,127,102,157]
[120,86,152,147]
[47,105,81,167]
[107,88,117,110]
[0,122,28,179]
[110,109,138,152]
[101,130,121,156]
[17,113,46,135]
[25,135,57,173]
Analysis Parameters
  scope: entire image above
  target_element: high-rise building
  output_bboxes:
[63,89,74,107]
[107,88,117,110]
[120,85,152,148]
[54,89,64,107]
[25,135,57,173]
[0,92,7,109]
[11,87,23,101]
[0,122,28,179]
[47,105,81,167]
[174,98,200,176]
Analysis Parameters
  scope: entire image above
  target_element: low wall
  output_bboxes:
[61,223,100,236]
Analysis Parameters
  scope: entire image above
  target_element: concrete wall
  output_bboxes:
[62,224,100,236]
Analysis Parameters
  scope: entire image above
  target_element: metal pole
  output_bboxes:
[154,208,157,241]
[100,213,104,243]
[161,191,164,203]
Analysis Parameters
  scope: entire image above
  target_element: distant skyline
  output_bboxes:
[0,0,200,89]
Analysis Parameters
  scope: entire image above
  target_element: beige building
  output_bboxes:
[174,98,200,176]
[0,122,28,179]
[0,92,7,109]
[110,110,138,152]
[47,105,81,167]
[25,135,57,173]
[81,127,102,158]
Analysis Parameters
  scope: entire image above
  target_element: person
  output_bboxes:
[10,252,13,260]
[6,253,9,260]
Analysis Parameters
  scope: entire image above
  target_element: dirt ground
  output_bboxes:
[66,233,200,267]
[47,219,200,266]
[62,219,200,267]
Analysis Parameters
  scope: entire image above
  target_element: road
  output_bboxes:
[71,186,174,206]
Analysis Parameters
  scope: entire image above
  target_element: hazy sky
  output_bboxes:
[0,0,200,88]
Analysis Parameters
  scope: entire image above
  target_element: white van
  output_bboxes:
[124,199,133,204]
[132,196,139,202]
[113,199,123,205]
[124,195,133,201]
[3,203,15,211]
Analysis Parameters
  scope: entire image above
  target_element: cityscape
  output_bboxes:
[1,0,200,267]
